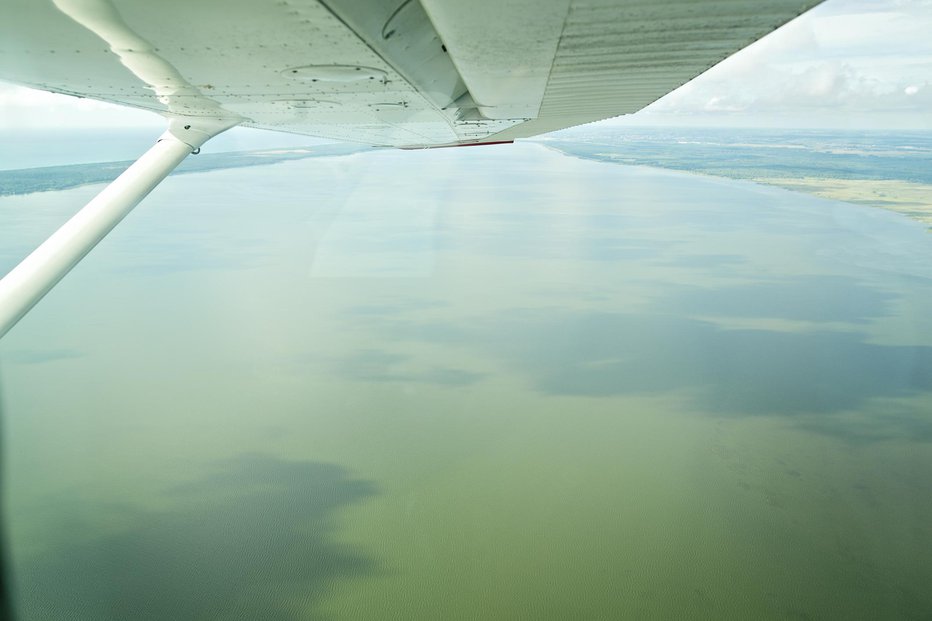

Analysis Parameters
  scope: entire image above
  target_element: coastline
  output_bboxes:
[535,136,932,230]
[751,176,932,227]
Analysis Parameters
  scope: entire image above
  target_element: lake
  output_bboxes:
[2,142,931,619]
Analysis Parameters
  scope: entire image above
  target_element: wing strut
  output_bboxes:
[0,120,236,338]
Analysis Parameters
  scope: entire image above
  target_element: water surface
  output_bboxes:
[2,143,931,619]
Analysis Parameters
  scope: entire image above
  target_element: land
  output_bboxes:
[535,127,932,229]
[752,177,932,226]
[0,143,373,196]
[4,127,930,228]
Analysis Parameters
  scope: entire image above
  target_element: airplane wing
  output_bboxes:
[0,0,823,337]
[0,0,820,148]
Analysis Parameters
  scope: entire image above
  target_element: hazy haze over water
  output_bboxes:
[2,143,931,619]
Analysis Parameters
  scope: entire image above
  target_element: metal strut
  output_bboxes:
[0,121,234,338]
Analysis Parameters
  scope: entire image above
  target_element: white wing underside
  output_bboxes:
[0,0,820,148]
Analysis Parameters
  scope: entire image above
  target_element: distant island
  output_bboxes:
[534,127,932,228]
[0,143,373,196]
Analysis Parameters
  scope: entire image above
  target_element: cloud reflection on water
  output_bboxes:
[18,455,377,621]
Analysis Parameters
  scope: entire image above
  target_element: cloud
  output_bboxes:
[617,0,932,127]
[0,81,160,129]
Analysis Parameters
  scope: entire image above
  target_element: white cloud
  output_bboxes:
[611,0,932,128]
[0,82,161,129]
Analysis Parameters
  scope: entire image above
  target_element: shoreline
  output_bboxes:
[750,176,932,228]
[537,141,932,230]
[0,144,373,197]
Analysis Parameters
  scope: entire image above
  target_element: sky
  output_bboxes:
[0,0,930,132]
[620,0,932,129]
